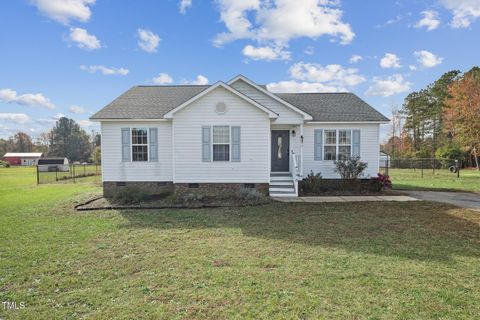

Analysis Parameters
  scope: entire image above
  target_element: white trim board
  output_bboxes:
[163,81,278,119]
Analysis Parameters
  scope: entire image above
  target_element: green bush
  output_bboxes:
[0,160,10,168]
[237,188,265,202]
[182,193,204,204]
[301,170,323,193]
[436,144,466,161]
[334,157,368,179]
[113,187,149,205]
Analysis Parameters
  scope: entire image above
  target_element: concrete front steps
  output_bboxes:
[269,172,297,197]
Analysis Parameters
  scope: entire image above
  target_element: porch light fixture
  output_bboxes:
[291,129,296,137]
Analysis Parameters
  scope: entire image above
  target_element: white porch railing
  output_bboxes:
[291,150,301,196]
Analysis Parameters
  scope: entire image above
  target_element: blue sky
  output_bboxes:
[1,0,479,140]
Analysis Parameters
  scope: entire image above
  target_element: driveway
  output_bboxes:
[404,191,480,211]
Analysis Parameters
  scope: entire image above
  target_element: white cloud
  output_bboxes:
[80,65,129,75]
[439,0,480,28]
[69,105,86,114]
[68,27,101,50]
[349,54,363,63]
[409,65,418,71]
[78,119,99,131]
[31,0,95,24]
[380,53,401,69]
[376,14,403,28]
[190,75,209,85]
[304,46,314,55]
[53,113,66,120]
[365,74,412,97]
[137,29,160,53]
[415,10,440,31]
[152,73,174,85]
[267,61,366,93]
[242,44,291,61]
[214,0,354,55]
[0,113,31,124]
[289,62,366,87]
[78,119,92,127]
[0,88,55,109]
[266,80,341,93]
[179,0,192,14]
[414,50,443,68]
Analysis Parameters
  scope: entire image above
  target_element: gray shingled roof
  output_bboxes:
[90,85,388,122]
[275,92,389,122]
[90,85,209,119]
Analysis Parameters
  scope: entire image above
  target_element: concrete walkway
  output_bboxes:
[404,191,480,211]
[272,195,418,203]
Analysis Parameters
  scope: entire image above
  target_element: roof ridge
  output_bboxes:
[136,85,211,87]
[275,92,352,95]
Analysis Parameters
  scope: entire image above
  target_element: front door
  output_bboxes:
[271,130,290,172]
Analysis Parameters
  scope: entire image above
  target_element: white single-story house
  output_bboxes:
[91,75,389,197]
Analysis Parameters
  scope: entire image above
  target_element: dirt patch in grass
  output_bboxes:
[75,195,272,210]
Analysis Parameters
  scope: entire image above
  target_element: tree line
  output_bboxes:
[0,117,101,163]
[382,66,480,169]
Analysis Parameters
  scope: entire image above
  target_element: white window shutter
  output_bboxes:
[121,128,130,162]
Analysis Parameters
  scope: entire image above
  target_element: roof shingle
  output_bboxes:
[90,85,389,122]
[274,92,389,122]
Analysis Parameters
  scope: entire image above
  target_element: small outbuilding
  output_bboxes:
[37,157,69,172]
[2,152,43,166]
[380,152,391,168]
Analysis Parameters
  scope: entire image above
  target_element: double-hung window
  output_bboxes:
[319,129,354,161]
[131,128,148,161]
[323,130,337,160]
[338,130,352,160]
[212,126,230,161]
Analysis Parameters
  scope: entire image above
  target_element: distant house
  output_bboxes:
[37,158,69,172]
[2,152,43,166]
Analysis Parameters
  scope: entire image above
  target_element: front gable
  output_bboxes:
[163,82,278,119]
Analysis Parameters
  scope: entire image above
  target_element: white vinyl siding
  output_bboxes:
[173,86,270,183]
[303,123,380,179]
[101,121,172,182]
[231,79,304,124]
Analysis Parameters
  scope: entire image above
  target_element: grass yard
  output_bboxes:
[386,168,480,192]
[1,167,480,319]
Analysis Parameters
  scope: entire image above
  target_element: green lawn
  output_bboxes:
[1,167,480,319]
[386,168,480,192]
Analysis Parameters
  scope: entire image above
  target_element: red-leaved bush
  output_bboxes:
[371,173,392,192]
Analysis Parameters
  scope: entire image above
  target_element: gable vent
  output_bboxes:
[215,102,227,114]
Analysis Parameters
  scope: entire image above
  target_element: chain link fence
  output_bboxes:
[380,158,461,178]
[36,163,101,184]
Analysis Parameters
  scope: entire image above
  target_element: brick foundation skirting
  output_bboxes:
[103,181,174,198]
[103,181,269,198]
[174,183,269,197]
